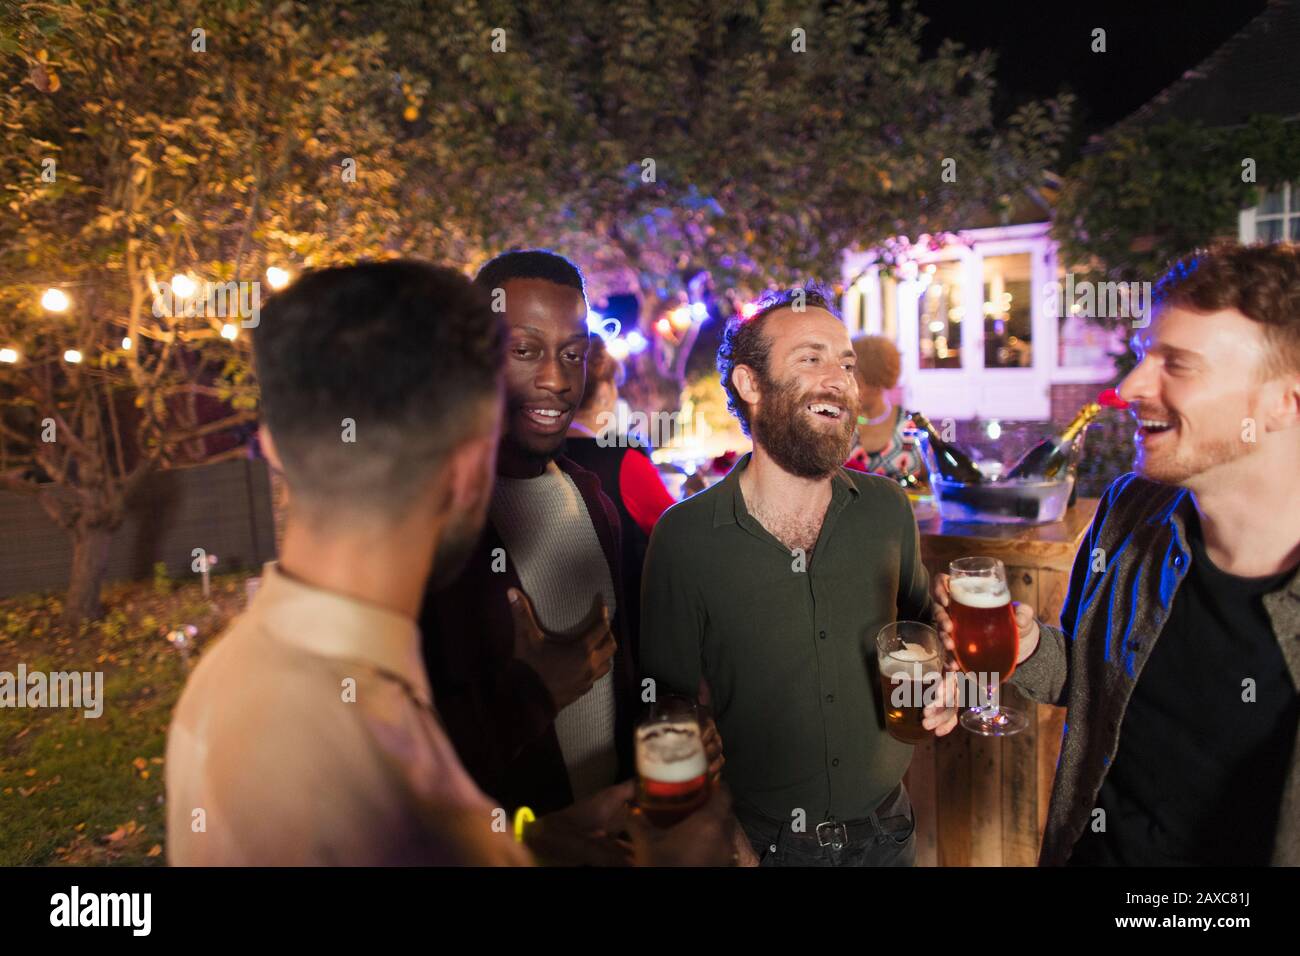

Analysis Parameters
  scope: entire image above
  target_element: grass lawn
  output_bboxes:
[0,570,253,866]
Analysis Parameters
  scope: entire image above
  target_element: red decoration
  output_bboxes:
[1097,387,1129,410]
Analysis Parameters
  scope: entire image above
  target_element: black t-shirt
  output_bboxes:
[1069,513,1298,866]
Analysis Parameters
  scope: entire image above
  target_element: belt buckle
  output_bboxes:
[815,819,848,850]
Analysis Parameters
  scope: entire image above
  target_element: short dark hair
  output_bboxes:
[254,260,502,512]
[717,283,840,436]
[1154,241,1300,378]
[474,249,587,304]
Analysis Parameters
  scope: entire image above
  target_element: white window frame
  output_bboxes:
[1240,182,1300,243]
[841,222,1116,419]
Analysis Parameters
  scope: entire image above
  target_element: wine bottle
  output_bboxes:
[1005,402,1101,481]
[908,411,984,484]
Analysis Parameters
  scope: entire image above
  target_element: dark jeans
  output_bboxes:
[741,783,917,867]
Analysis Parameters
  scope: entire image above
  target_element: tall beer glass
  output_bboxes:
[875,621,944,743]
[635,696,709,827]
[949,556,1027,736]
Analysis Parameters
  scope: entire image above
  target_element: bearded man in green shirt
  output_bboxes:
[640,287,958,867]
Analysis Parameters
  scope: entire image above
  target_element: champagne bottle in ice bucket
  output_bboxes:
[1005,402,1100,481]
[908,411,983,484]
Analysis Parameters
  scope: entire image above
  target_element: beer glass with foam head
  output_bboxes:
[875,621,944,744]
[948,556,1027,736]
[635,695,710,827]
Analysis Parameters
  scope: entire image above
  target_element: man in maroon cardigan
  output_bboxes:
[420,250,639,831]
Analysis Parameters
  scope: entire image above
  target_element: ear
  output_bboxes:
[258,425,285,473]
[732,364,762,407]
[1263,373,1300,432]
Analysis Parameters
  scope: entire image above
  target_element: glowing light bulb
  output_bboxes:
[265,266,291,290]
[171,273,197,298]
[41,288,70,312]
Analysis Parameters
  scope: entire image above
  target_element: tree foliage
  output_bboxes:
[1053,115,1300,282]
[372,0,1071,303]
[1,0,1071,624]
[0,0,404,624]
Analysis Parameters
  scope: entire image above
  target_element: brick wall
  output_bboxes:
[1049,382,1105,429]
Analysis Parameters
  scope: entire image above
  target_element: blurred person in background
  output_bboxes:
[565,334,678,648]
[845,334,925,484]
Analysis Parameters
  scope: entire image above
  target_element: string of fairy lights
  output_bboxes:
[0,266,294,366]
[3,267,757,368]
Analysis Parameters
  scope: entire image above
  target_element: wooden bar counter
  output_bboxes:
[906,497,1099,866]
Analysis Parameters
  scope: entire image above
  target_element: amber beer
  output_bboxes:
[875,621,944,744]
[949,575,1019,680]
[635,720,709,827]
[879,644,941,743]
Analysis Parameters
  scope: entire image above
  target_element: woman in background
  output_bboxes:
[564,336,677,646]
[845,334,925,484]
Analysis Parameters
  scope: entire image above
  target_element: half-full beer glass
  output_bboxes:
[875,621,944,743]
[948,556,1027,736]
[635,696,709,827]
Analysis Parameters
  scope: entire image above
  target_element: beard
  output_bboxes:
[1131,403,1255,487]
[1135,428,1251,486]
[750,372,855,479]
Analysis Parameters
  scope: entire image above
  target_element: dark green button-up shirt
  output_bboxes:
[640,453,932,824]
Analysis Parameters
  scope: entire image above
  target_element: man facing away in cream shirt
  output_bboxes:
[165,260,534,865]
[166,260,735,866]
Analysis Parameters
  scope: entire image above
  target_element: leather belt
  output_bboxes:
[735,783,904,851]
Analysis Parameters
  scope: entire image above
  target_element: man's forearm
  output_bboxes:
[1009,622,1069,707]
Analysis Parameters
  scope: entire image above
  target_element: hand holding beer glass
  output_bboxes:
[940,556,1029,736]
[635,696,710,827]
[875,621,954,742]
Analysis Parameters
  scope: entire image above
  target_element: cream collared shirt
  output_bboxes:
[165,564,531,865]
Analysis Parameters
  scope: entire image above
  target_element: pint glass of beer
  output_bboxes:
[875,621,944,743]
[635,696,710,828]
[948,556,1027,736]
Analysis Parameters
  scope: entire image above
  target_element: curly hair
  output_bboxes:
[1154,241,1300,378]
[851,334,902,390]
[716,283,840,436]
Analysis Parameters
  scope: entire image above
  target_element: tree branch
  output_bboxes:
[160,408,258,446]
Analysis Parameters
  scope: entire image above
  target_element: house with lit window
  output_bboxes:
[843,0,1300,425]
[839,220,1119,422]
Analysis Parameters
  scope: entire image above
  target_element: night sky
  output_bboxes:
[916,0,1268,155]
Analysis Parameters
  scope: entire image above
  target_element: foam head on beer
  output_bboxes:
[884,642,939,667]
[949,575,1011,608]
[880,641,941,692]
[635,720,709,827]
[636,721,708,782]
